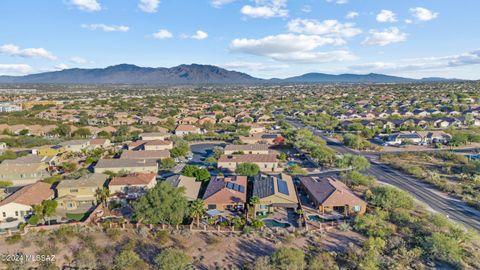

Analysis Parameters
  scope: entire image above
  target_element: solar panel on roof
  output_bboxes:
[226,182,234,189]
[239,185,245,193]
[277,179,289,195]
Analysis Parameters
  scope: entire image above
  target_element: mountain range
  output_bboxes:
[0,64,466,84]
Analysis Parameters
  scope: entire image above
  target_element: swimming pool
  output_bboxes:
[286,161,298,166]
[263,219,291,228]
[308,215,327,222]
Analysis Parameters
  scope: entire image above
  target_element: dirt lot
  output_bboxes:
[0,226,364,269]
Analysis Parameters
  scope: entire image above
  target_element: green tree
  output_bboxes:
[114,249,146,270]
[235,163,260,176]
[154,249,192,270]
[0,150,17,162]
[95,187,110,208]
[182,165,198,177]
[250,196,260,217]
[189,199,205,227]
[271,247,305,270]
[194,168,210,182]
[72,128,91,138]
[160,157,176,169]
[0,180,13,188]
[308,251,339,270]
[425,232,464,266]
[53,124,71,137]
[133,182,188,225]
[285,164,307,175]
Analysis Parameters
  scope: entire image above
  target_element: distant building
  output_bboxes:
[218,154,278,172]
[0,155,54,186]
[94,159,158,174]
[0,103,22,112]
[224,144,270,155]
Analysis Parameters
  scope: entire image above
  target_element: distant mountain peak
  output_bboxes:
[0,64,465,85]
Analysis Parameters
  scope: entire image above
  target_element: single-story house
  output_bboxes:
[94,159,158,174]
[109,172,157,199]
[252,173,299,216]
[218,154,279,172]
[120,150,170,160]
[202,175,247,211]
[298,176,366,216]
[175,125,202,136]
[224,144,270,155]
[0,182,54,222]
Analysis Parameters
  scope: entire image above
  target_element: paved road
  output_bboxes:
[285,117,480,232]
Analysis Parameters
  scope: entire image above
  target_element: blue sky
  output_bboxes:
[0,0,479,79]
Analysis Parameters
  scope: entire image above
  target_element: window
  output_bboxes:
[2,212,5,217]
[15,211,18,216]
[352,205,361,212]
[70,189,79,193]
[207,204,216,210]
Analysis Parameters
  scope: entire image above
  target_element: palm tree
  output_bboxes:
[189,199,205,227]
[96,187,110,208]
[250,196,260,218]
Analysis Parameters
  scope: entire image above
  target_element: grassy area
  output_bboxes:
[66,212,90,222]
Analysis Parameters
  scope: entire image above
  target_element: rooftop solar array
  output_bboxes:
[277,179,289,195]
[226,182,245,193]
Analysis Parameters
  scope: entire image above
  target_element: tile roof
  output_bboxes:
[0,182,53,207]
[299,176,365,206]
[95,158,158,169]
[109,173,156,186]
[225,144,269,152]
[120,150,170,160]
[218,154,277,163]
[57,173,108,188]
[203,176,247,204]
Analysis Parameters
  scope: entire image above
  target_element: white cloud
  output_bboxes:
[54,63,69,70]
[241,0,288,18]
[211,0,236,8]
[376,10,397,23]
[70,56,90,64]
[363,27,407,46]
[230,34,355,63]
[349,50,480,73]
[287,19,362,40]
[0,44,57,60]
[301,5,311,13]
[326,0,348,4]
[138,0,160,13]
[0,64,33,75]
[346,11,359,19]
[410,7,438,22]
[68,0,101,12]
[191,30,209,40]
[152,29,173,39]
[81,24,129,32]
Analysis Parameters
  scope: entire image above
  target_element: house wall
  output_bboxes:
[94,165,158,174]
[0,202,31,222]
[218,161,278,172]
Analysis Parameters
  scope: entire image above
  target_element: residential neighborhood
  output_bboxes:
[0,84,479,269]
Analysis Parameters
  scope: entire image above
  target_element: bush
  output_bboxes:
[367,186,414,211]
[5,234,22,245]
[271,247,305,270]
[154,248,192,270]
